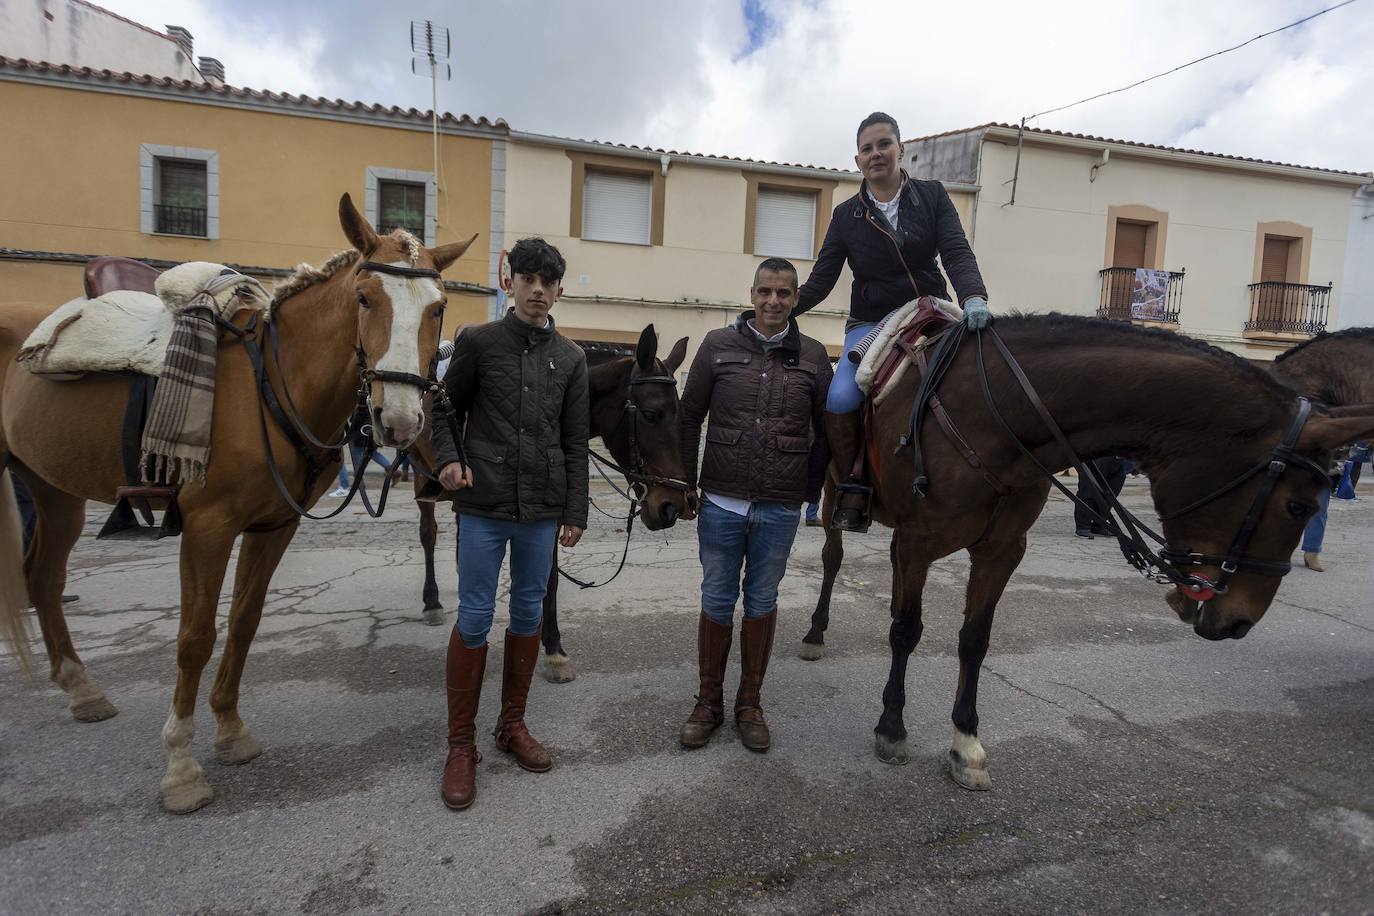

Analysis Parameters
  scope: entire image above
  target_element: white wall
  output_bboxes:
[1337,185,1374,329]
[970,137,1355,357]
[0,0,202,81]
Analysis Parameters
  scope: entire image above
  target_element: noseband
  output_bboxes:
[589,368,692,497]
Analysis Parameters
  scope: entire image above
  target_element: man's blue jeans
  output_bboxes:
[1302,486,1331,554]
[697,498,800,626]
[456,514,558,648]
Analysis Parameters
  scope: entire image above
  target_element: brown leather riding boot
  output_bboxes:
[823,410,871,532]
[493,627,552,773]
[679,614,734,749]
[441,630,486,810]
[734,610,778,752]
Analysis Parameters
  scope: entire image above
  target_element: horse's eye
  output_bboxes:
[641,409,662,424]
[1287,500,1314,519]
[357,291,370,309]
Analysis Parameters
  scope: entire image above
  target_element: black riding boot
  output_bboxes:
[824,410,871,532]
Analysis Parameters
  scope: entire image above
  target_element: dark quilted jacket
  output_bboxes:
[795,173,987,324]
[679,314,832,504]
[432,309,590,528]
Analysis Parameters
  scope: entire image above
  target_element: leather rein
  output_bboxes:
[905,324,1329,602]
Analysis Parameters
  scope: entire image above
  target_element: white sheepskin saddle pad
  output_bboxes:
[855,296,963,404]
[16,262,269,378]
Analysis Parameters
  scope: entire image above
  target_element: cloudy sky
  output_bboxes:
[104,0,1372,173]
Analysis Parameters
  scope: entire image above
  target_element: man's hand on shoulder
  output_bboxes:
[439,462,474,491]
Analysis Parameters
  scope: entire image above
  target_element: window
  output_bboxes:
[1260,235,1295,283]
[753,188,816,259]
[1111,221,1149,268]
[581,169,652,245]
[140,144,219,239]
[155,159,208,236]
[377,180,426,236]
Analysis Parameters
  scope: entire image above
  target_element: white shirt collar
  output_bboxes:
[747,319,789,342]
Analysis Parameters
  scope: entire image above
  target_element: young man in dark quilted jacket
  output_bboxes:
[430,237,589,811]
[677,257,832,752]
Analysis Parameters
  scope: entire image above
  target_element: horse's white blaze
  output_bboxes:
[951,727,987,768]
[54,657,104,705]
[375,268,439,443]
[160,708,203,791]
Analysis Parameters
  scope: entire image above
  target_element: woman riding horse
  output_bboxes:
[792,111,992,532]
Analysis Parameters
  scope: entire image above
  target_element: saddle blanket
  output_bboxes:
[855,296,961,404]
[15,261,270,378]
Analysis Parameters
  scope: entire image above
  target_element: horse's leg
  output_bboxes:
[540,546,575,684]
[208,523,298,766]
[419,499,445,626]
[17,470,117,721]
[946,533,1027,791]
[160,525,236,814]
[873,526,930,765]
[800,475,840,660]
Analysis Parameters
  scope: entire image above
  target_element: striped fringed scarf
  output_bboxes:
[140,274,249,486]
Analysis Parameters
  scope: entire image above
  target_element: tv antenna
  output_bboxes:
[410,20,451,213]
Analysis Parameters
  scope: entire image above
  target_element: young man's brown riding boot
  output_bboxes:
[734,610,778,752]
[494,627,552,772]
[823,410,871,532]
[441,630,486,810]
[679,614,733,748]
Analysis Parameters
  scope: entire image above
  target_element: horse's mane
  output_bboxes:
[1273,326,1374,363]
[270,230,424,307]
[1003,312,1293,398]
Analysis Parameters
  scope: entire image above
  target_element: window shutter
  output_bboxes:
[1261,236,1291,283]
[158,160,206,208]
[378,180,426,235]
[582,170,652,245]
[1111,221,1148,268]
[754,188,816,259]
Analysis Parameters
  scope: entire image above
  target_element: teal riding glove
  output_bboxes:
[963,296,991,330]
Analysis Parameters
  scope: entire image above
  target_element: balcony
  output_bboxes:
[154,204,207,237]
[1097,267,1184,324]
[1245,281,1331,336]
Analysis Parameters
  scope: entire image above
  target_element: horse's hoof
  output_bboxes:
[798,641,825,661]
[874,734,910,766]
[541,654,576,684]
[949,750,992,791]
[70,695,119,722]
[214,732,264,766]
[161,777,214,814]
[422,607,446,627]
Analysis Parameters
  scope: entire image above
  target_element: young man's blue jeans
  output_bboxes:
[1302,486,1331,554]
[456,514,558,648]
[697,498,800,625]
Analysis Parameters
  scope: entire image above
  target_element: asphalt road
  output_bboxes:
[2,477,1372,915]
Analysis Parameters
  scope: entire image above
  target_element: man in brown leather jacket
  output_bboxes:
[677,257,832,752]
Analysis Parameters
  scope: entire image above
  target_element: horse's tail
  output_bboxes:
[0,469,35,673]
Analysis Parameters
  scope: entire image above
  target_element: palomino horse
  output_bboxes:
[0,193,474,812]
[407,326,691,683]
[800,316,1374,789]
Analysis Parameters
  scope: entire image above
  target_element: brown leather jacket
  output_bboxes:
[679,314,832,504]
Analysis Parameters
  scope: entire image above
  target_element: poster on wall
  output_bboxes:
[1131,268,1168,320]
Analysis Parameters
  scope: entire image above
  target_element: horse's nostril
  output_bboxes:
[661,503,678,523]
[1227,620,1253,640]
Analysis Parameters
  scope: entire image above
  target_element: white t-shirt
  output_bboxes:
[703,320,791,517]
[868,184,903,232]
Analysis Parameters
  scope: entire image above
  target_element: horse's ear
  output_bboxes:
[1295,411,1374,451]
[339,193,379,254]
[663,336,689,375]
[635,324,658,373]
[431,233,479,273]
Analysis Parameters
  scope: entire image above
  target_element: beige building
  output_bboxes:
[0,57,501,334]
[906,124,1372,359]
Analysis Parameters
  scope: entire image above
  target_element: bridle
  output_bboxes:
[908,323,1331,603]
[221,257,456,524]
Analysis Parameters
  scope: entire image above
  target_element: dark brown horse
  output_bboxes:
[801,315,1374,789]
[1272,326,1374,405]
[406,325,690,683]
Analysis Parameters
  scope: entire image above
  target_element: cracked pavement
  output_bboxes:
[2,477,1372,914]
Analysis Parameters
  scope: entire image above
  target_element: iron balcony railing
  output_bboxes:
[1245,281,1332,335]
[154,204,207,237]
[1097,267,1184,323]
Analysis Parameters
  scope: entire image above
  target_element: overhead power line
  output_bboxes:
[1025,0,1363,122]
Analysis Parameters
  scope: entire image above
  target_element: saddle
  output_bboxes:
[856,296,960,403]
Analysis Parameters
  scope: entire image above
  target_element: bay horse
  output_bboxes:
[800,315,1374,789]
[405,327,691,683]
[0,193,474,813]
[1272,326,1374,406]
